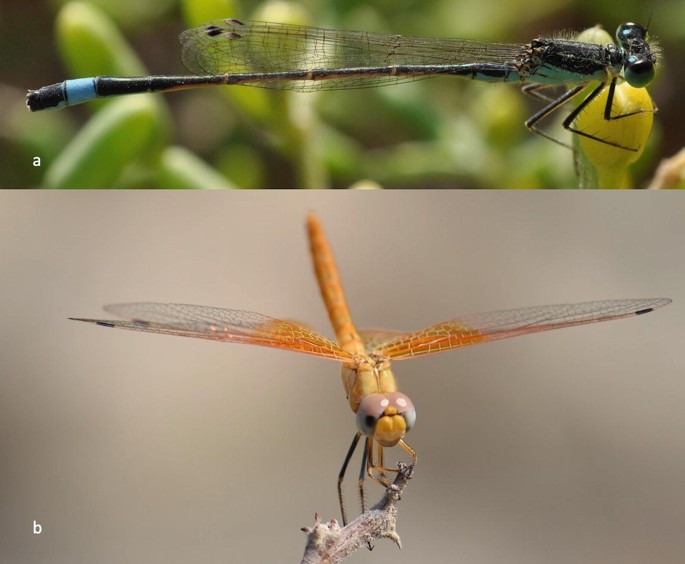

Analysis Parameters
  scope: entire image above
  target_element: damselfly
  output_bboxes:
[27,19,658,149]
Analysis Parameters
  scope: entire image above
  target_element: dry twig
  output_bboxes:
[300,462,415,563]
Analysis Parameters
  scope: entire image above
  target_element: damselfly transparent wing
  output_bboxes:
[180,19,524,91]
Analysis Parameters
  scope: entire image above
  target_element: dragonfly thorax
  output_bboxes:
[341,358,394,412]
[341,359,416,446]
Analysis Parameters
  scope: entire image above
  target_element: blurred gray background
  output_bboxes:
[1,191,683,563]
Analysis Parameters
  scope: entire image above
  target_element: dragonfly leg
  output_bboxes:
[338,432,362,527]
[360,438,375,551]
[339,435,417,532]
[365,442,391,487]
[398,439,417,465]
[377,442,390,485]
[366,439,417,485]
[358,437,371,516]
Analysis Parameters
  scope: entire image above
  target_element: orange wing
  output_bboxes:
[370,298,671,360]
[71,303,356,362]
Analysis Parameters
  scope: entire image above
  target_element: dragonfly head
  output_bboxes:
[356,392,416,447]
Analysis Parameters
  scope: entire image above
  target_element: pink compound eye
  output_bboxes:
[356,394,386,436]
[356,392,417,436]
[388,392,416,431]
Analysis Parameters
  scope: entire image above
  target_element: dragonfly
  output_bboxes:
[71,213,671,525]
[27,19,658,149]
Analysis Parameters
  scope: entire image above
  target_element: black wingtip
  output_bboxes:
[635,297,672,315]
[635,308,654,315]
[69,317,116,327]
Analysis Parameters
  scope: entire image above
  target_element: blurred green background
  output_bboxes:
[2,0,684,188]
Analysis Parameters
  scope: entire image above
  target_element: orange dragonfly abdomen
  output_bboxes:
[307,213,366,358]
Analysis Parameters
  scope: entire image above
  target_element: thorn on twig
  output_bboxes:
[300,461,415,564]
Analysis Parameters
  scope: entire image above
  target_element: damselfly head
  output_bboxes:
[616,22,658,88]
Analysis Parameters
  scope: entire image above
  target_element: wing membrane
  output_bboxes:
[71,302,355,362]
[179,19,524,91]
[358,329,405,354]
[371,298,671,360]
